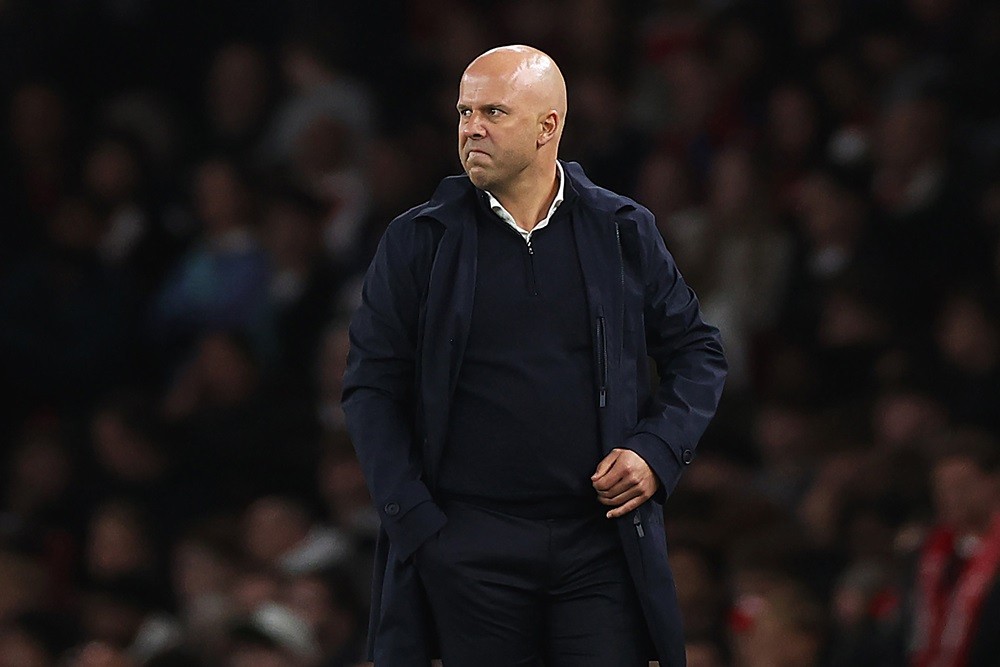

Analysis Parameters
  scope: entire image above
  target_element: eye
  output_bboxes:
[458,108,472,118]
[488,107,503,117]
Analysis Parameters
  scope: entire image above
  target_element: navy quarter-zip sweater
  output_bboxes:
[438,191,603,517]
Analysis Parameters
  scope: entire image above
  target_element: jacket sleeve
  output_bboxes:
[622,207,728,500]
[341,218,446,562]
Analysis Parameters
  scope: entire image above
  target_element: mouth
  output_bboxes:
[466,149,489,161]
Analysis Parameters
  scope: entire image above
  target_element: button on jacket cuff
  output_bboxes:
[387,499,447,562]
[377,479,448,561]
[623,432,692,502]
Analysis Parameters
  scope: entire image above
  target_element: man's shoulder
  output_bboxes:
[563,161,652,219]
[563,161,655,227]
[389,173,476,231]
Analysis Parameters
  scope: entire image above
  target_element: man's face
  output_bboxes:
[456,67,541,192]
[932,458,996,531]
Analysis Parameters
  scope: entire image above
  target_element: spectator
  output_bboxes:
[730,578,827,667]
[151,158,272,362]
[906,429,1000,667]
[202,43,275,161]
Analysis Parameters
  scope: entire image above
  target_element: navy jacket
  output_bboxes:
[343,161,727,666]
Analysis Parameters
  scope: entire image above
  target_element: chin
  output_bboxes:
[465,167,492,191]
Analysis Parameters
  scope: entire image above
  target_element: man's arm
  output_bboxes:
[342,218,446,562]
[622,206,728,500]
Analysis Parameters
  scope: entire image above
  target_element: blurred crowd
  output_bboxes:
[2,0,1000,665]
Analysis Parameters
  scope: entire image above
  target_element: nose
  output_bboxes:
[461,113,485,140]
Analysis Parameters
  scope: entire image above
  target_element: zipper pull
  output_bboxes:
[633,512,644,538]
[599,387,606,407]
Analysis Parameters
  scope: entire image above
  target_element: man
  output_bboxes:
[343,45,726,666]
[909,429,1000,667]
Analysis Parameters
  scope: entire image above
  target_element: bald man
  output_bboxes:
[343,45,727,666]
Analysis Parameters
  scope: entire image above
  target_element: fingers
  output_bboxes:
[596,472,645,499]
[592,449,659,518]
[591,448,621,482]
[592,449,648,493]
[597,485,643,507]
[606,494,647,519]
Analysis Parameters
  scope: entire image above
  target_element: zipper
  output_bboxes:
[596,314,607,407]
[633,511,645,538]
[501,223,538,296]
[525,233,537,295]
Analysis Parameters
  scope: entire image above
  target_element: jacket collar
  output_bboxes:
[411,159,632,228]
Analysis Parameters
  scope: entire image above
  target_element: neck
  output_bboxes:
[491,160,559,232]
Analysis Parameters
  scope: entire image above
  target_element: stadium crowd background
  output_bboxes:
[2,0,1000,665]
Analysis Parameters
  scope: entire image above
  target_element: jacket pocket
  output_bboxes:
[596,314,608,408]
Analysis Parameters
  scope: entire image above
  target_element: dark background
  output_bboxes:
[2,1,1000,665]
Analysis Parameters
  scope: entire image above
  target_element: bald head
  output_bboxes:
[464,45,567,124]
[457,45,567,195]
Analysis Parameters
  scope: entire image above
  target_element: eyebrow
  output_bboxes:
[456,102,512,112]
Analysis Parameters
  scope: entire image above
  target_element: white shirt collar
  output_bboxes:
[486,161,565,242]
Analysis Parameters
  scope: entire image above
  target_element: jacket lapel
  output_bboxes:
[419,208,478,486]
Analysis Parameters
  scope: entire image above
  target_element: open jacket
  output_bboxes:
[342,161,727,666]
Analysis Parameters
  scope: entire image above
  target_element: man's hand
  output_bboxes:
[591,448,660,518]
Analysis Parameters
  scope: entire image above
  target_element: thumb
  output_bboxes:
[591,448,621,480]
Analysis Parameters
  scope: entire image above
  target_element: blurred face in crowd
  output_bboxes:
[90,407,164,484]
[173,538,234,604]
[318,445,370,528]
[730,582,824,667]
[241,497,310,566]
[708,147,758,223]
[83,139,141,205]
[932,456,997,533]
[0,551,46,620]
[0,627,51,667]
[872,390,946,447]
[197,333,259,406]
[9,84,66,156]
[262,200,320,270]
[457,45,565,196]
[231,571,281,616]
[207,44,269,138]
[797,172,862,247]
[767,85,818,163]
[194,160,249,232]
[86,502,152,579]
[876,98,944,171]
[636,152,692,223]
[936,295,1000,373]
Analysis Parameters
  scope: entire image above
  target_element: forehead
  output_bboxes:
[458,68,532,106]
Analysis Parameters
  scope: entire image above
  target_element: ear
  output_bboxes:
[537,110,559,147]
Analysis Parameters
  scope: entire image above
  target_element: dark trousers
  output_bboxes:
[414,500,649,667]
